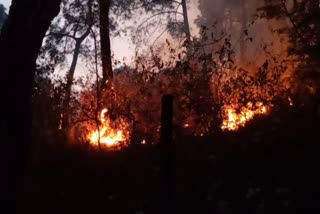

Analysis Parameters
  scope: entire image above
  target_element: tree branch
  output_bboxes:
[281,0,309,47]
[145,18,162,41]
[46,32,76,39]
[128,0,181,11]
[136,11,183,31]
[152,26,169,46]
[175,2,182,23]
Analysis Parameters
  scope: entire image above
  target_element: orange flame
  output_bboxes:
[87,108,129,149]
[221,101,268,131]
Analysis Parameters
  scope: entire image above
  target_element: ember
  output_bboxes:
[141,139,146,145]
[221,102,268,131]
[288,97,294,106]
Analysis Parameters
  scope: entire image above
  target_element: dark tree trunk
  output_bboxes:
[62,41,81,130]
[181,0,191,56]
[0,0,62,211]
[160,95,175,214]
[240,0,247,62]
[62,16,92,131]
[99,0,113,90]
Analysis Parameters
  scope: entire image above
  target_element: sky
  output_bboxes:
[0,0,200,78]
[0,0,10,11]
[0,0,200,58]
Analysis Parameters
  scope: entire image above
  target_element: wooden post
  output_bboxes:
[160,94,175,214]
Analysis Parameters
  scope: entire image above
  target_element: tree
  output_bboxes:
[32,73,65,144]
[39,0,102,134]
[264,0,320,60]
[96,0,189,123]
[0,4,7,30]
[99,0,113,90]
[239,0,248,61]
[98,0,191,88]
[0,0,62,210]
[128,0,192,55]
[181,0,191,56]
[49,0,95,130]
[196,0,263,63]
[258,0,320,100]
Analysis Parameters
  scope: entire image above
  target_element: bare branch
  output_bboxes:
[281,0,309,48]
[174,2,181,23]
[136,11,183,31]
[128,0,181,11]
[152,25,169,46]
[46,32,76,39]
[145,18,162,41]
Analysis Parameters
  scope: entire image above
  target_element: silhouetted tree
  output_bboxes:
[259,0,320,106]
[99,0,113,90]
[98,0,192,89]
[0,0,62,211]
[39,0,97,132]
[0,4,7,30]
[260,0,320,59]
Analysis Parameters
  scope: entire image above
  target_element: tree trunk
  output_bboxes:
[62,0,93,132]
[181,0,192,56]
[62,41,81,130]
[160,95,175,214]
[62,27,92,131]
[0,0,62,211]
[240,0,247,62]
[99,0,113,90]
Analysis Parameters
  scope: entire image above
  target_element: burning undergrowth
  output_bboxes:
[221,101,268,131]
[87,108,131,149]
[213,56,298,131]
[67,87,133,150]
[67,25,302,149]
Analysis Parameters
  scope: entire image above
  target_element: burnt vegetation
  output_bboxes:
[1,0,320,213]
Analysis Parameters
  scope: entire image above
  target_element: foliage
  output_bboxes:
[258,0,320,94]
[0,4,7,31]
[38,0,98,74]
[121,0,188,46]
[32,75,64,135]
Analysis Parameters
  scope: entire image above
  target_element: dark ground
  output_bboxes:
[23,106,320,214]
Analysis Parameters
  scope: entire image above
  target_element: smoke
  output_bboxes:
[195,0,291,66]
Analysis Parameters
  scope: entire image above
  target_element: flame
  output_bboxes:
[87,108,129,149]
[288,97,293,106]
[221,101,268,131]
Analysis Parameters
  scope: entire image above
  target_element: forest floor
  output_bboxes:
[23,106,320,214]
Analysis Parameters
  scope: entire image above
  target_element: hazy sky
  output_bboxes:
[0,0,200,58]
[0,0,200,78]
[0,0,11,10]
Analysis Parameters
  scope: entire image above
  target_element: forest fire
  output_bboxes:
[221,102,268,131]
[87,109,130,149]
[9,0,319,211]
